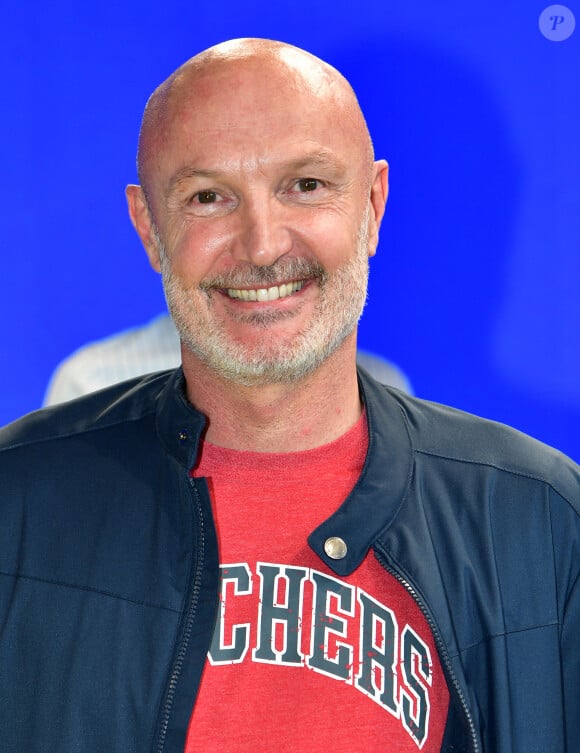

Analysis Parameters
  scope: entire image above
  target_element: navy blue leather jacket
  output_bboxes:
[1,368,579,753]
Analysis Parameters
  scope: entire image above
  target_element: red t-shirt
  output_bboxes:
[187,412,448,752]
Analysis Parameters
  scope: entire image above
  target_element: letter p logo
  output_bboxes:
[539,5,576,40]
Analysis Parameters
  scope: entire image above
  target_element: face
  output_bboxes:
[128,56,388,386]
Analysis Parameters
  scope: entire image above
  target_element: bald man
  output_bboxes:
[1,39,579,753]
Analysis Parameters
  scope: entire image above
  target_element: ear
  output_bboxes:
[367,160,389,257]
[125,184,162,273]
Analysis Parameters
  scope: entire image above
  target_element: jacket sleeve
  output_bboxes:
[562,567,580,749]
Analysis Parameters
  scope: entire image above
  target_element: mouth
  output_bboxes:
[225,280,306,302]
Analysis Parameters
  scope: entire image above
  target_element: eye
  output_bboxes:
[295,178,321,192]
[183,186,237,217]
[194,190,218,204]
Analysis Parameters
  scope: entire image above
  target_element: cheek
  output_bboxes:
[165,222,230,282]
[303,213,363,271]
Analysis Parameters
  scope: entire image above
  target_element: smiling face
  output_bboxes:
[127,40,388,386]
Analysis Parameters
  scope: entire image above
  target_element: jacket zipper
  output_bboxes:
[155,479,206,753]
[374,546,480,753]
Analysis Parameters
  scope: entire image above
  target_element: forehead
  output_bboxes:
[152,58,366,183]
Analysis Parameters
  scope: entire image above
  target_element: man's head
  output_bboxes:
[127,38,388,386]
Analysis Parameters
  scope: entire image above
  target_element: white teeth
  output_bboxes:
[227,280,304,301]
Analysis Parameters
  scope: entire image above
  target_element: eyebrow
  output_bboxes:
[167,167,222,195]
[166,151,347,194]
[280,151,347,172]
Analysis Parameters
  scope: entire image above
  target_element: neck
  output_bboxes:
[181,337,362,453]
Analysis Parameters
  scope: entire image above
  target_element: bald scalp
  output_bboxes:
[136,38,374,199]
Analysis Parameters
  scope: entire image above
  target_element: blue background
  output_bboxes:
[2,2,579,461]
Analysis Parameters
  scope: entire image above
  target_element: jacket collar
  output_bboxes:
[156,367,413,576]
[156,368,207,471]
[308,370,414,576]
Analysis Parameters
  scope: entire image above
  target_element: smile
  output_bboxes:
[226,280,305,302]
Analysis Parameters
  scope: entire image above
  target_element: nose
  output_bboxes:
[232,194,293,267]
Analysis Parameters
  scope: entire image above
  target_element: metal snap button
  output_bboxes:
[324,536,348,560]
